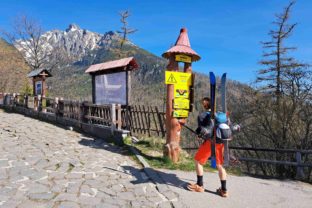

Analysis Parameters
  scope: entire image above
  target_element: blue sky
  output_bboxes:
[0,0,311,84]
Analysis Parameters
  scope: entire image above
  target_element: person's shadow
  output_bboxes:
[122,165,187,188]
[78,137,218,195]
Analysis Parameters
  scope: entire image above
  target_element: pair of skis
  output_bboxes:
[209,72,229,168]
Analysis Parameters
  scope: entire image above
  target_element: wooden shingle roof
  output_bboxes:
[27,69,52,78]
[85,57,138,74]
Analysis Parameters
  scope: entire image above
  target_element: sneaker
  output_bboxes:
[187,183,204,192]
[217,188,228,197]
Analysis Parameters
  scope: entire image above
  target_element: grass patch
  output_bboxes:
[125,136,216,173]
[124,136,243,175]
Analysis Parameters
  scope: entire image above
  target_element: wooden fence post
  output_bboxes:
[79,101,87,124]
[111,104,116,134]
[54,97,59,116]
[41,96,47,112]
[117,104,122,130]
[37,95,42,112]
[13,93,16,106]
[15,93,19,106]
[296,151,305,179]
[155,106,165,138]
[24,95,28,108]
[59,98,64,117]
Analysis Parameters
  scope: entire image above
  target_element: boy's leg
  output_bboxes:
[217,164,227,180]
[195,160,204,187]
[216,144,228,197]
[187,140,211,192]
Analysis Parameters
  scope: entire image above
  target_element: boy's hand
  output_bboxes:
[195,127,202,136]
[178,119,186,125]
[233,124,241,132]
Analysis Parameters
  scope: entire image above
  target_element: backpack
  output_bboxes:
[196,111,214,140]
[215,112,232,141]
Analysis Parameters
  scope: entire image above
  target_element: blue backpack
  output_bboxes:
[215,112,232,141]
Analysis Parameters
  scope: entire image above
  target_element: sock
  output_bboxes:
[221,180,227,191]
[197,175,203,187]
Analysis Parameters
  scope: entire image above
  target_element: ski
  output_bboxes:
[209,72,217,169]
[221,73,230,167]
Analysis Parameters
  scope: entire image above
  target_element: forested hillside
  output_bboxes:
[0,38,30,93]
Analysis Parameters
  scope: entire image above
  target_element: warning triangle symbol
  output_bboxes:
[167,74,177,83]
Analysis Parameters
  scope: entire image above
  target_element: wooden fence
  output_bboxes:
[0,93,166,137]
[121,105,166,138]
[230,146,312,181]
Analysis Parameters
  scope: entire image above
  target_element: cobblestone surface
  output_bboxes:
[0,111,177,208]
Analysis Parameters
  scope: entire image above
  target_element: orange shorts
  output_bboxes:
[194,140,224,165]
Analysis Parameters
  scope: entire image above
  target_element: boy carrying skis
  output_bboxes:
[186,97,240,197]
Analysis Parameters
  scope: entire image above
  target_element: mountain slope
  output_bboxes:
[0,38,30,93]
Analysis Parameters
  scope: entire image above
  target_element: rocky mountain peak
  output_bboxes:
[66,23,81,32]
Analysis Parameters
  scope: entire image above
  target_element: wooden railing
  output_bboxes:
[230,146,312,180]
[179,143,312,181]
[83,103,113,126]
[0,93,166,137]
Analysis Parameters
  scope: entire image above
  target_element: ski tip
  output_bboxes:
[209,72,216,84]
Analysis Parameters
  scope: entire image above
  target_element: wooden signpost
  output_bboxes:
[162,28,200,162]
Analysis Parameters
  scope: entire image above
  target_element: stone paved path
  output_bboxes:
[0,111,177,208]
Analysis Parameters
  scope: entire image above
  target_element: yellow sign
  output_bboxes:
[173,98,190,110]
[174,86,189,98]
[166,73,178,84]
[175,54,192,63]
[165,71,192,86]
[173,109,189,118]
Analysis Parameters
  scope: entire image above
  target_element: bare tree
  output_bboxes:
[117,10,137,53]
[1,15,49,70]
[257,1,307,104]
[2,15,72,73]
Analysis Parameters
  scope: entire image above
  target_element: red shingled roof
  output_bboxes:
[162,28,200,61]
[85,57,138,73]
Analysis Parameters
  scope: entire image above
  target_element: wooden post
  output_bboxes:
[37,95,42,112]
[126,70,131,105]
[41,96,46,112]
[0,93,3,105]
[55,97,59,116]
[4,93,8,106]
[162,28,200,163]
[16,93,20,106]
[24,94,28,108]
[59,98,64,117]
[296,151,305,179]
[111,103,116,134]
[164,56,181,163]
[13,93,16,106]
[92,75,96,104]
[155,106,165,138]
[117,104,122,130]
